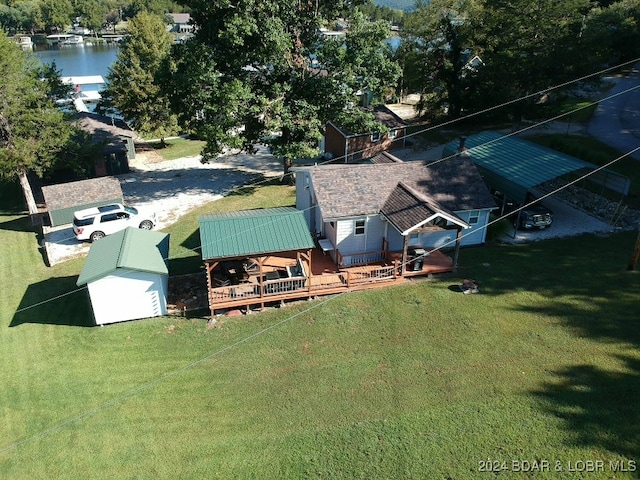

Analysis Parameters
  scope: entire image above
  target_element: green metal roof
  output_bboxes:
[77,228,169,286]
[199,207,315,260]
[443,131,599,204]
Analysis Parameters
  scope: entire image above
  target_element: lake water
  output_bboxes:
[33,43,119,88]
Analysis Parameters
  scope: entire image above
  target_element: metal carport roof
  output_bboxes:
[442,131,602,204]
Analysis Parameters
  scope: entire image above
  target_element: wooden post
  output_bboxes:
[627,231,640,271]
[453,227,463,268]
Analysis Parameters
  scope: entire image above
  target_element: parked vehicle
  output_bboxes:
[492,190,553,230]
[73,203,156,242]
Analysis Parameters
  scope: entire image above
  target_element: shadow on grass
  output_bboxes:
[10,276,93,327]
[0,214,33,232]
[533,357,640,459]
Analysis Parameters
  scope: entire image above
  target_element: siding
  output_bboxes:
[455,209,492,246]
[87,270,167,325]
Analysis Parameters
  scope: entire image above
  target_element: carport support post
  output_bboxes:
[627,231,640,271]
[512,211,521,239]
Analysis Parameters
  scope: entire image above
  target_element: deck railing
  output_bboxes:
[342,264,397,287]
[337,249,385,268]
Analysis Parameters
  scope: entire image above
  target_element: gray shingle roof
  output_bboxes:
[42,177,123,211]
[381,183,467,233]
[298,157,496,220]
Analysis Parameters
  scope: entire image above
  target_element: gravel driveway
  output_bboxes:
[43,145,283,265]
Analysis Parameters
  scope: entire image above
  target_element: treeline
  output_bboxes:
[0,0,188,34]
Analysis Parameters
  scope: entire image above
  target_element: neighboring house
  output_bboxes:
[76,228,170,326]
[41,176,123,227]
[167,13,194,33]
[324,105,408,163]
[74,112,136,176]
[294,152,497,267]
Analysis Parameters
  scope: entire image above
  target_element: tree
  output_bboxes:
[167,1,401,176]
[582,0,640,66]
[402,0,482,119]
[99,12,177,144]
[74,0,109,35]
[0,32,74,214]
[40,0,73,32]
[472,0,593,122]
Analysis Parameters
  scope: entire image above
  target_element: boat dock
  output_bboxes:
[60,76,105,112]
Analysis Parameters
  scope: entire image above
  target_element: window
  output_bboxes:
[468,211,479,225]
[101,213,120,223]
[388,129,397,139]
[371,132,381,142]
[355,219,366,235]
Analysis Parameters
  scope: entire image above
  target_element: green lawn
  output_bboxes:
[146,137,207,161]
[0,185,639,479]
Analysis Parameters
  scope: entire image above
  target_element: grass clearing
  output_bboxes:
[146,138,207,161]
[1,184,639,478]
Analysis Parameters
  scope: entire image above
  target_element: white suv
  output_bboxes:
[73,203,156,242]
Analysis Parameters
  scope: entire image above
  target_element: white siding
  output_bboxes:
[295,171,313,229]
[334,215,384,255]
[87,270,168,325]
[386,225,404,251]
[455,209,492,246]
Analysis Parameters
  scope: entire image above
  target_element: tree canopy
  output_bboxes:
[167,1,400,173]
[99,11,177,141]
[0,31,74,213]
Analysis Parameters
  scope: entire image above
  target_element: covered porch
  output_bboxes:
[205,246,454,314]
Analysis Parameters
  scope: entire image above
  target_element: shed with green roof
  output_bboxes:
[77,227,170,325]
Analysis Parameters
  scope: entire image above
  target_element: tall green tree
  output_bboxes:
[583,0,640,65]
[40,0,73,32]
[167,1,400,175]
[99,12,177,143]
[74,0,109,35]
[402,0,482,118]
[473,0,592,121]
[0,32,73,214]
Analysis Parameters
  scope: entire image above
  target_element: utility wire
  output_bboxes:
[5,60,640,453]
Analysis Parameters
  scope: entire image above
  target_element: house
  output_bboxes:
[41,176,123,227]
[74,112,136,176]
[76,228,170,325]
[167,13,194,33]
[199,153,495,315]
[324,105,408,163]
[294,152,497,267]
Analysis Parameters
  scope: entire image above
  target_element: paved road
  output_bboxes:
[588,64,640,160]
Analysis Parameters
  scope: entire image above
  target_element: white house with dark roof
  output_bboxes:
[293,152,496,268]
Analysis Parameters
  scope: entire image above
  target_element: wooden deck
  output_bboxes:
[207,248,455,314]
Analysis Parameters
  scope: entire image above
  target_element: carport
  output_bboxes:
[442,131,629,204]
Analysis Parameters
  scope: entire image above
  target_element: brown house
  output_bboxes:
[324,105,408,163]
[74,112,137,177]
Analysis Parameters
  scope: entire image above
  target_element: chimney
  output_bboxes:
[457,136,470,158]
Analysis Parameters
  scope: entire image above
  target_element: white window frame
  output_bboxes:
[371,131,381,142]
[354,219,366,235]
[468,211,480,225]
[388,129,398,139]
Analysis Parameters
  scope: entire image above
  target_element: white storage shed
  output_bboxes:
[76,228,170,325]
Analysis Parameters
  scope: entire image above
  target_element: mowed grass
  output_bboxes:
[1,184,639,479]
[146,137,207,161]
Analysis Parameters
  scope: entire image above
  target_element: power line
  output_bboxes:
[4,59,640,455]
